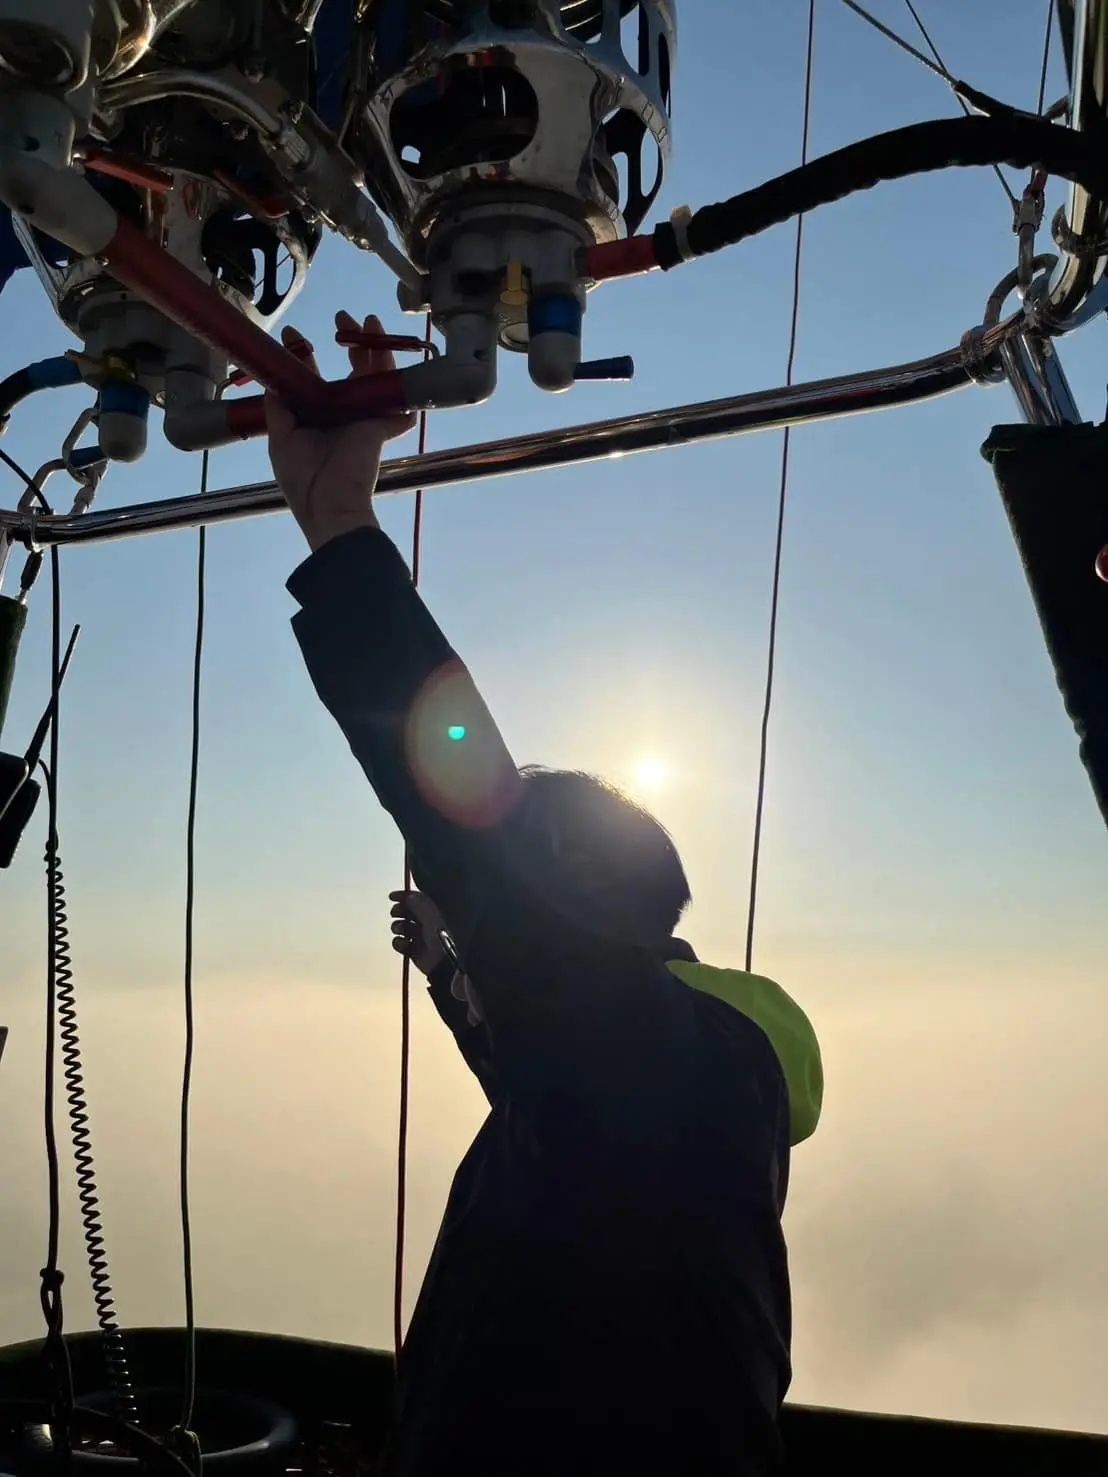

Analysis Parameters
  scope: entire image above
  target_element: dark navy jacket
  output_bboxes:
[288,526,793,1477]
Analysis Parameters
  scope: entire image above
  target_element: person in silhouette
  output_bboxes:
[268,311,822,1477]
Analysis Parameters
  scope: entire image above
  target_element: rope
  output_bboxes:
[837,0,1019,209]
[1036,0,1057,117]
[175,453,207,1459]
[838,0,950,83]
[903,2,1020,209]
[394,313,432,1365]
[745,0,816,975]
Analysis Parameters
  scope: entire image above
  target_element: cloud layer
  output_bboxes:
[2,964,1106,1436]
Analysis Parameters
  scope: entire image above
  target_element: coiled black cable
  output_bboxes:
[49,838,140,1425]
[39,544,74,1469]
[38,539,137,1440]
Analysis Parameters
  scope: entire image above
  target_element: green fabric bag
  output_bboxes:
[668,960,823,1146]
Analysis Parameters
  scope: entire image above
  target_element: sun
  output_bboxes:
[632,757,668,792]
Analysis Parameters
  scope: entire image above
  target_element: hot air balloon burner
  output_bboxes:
[348,0,676,388]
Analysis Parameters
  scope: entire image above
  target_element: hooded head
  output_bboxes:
[509,766,691,946]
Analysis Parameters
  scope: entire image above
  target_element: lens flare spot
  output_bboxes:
[447,725,467,742]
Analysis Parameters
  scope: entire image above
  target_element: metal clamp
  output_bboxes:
[1014,169,1049,293]
[961,273,1040,387]
[10,460,67,567]
[1051,204,1108,260]
[983,256,1059,331]
[668,206,696,265]
[16,462,62,516]
[9,429,104,555]
[960,326,1007,386]
[60,407,106,506]
[0,534,43,600]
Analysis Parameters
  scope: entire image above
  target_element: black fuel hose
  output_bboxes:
[588,115,1108,280]
[657,115,1108,266]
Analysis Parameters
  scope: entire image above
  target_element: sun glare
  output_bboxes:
[633,757,668,792]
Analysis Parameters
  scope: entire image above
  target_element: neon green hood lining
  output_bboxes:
[667,960,823,1147]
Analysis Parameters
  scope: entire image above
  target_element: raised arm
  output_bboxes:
[270,314,698,1117]
[286,520,524,950]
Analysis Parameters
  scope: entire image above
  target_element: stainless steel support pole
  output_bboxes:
[999,331,1084,426]
[0,345,981,549]
[1046,0,1108,323]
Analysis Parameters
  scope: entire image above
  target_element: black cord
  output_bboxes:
[17,532,134,1428]
[40,542,75,1465]
[44,545,63,1276]
[1036,0,1057,117]
[177,456,207,1445]
[0,445,40,498]
[745,0,816,976]
[51,790,139,1423]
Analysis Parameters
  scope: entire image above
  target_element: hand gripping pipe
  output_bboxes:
[0,327,1024,549]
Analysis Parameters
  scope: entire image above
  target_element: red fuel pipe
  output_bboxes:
[103,217,329,409]
[82,149,173,194]
[584,234,660,283]
[222,366,409,440]
[103,216,408,426]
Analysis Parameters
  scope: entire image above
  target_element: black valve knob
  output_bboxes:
[573,357,635,382]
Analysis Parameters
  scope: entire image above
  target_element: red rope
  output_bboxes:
[394,312,433,1364]
[744,0,816,974]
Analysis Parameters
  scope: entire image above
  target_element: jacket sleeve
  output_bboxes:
[426,958,465,1030]
[426,959,498,1106]
[287,525,523,946]
[288,528,699,1121]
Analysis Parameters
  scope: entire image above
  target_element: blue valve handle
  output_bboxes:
[573,357,635,382]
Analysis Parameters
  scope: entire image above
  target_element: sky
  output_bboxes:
[3,0,1108,1438]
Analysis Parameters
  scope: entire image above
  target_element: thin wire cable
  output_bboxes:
[902,1,1020,208]
[394,313,432,1365]
[177,454,207,1439]
[902,1,943,63]
[745,0,815,975]
[838,0,950,81]
[839,0,1018,209]
[1036,0,1057,116]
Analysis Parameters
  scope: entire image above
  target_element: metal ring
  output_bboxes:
[983,255,1058,331]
